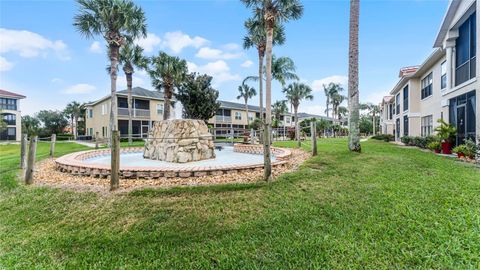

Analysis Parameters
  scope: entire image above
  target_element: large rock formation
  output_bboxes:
[143,119,215,163]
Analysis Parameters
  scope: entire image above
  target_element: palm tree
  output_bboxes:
[283,82,313,147]
[323,82,343,118]
[271,55,299,86]
[148,52,188,120]
[272,100,288,121]
[242,0,303,180]
[64,101,85,140]
[243,17,285,125]
[360,103,380,135]
[331,92,346,121]
[118,43,149,145]
[73,0,147,135]
[237,81,257,126]
[348,0,361,152]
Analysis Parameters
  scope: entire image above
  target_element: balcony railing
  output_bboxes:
[118,108,150,118]
[215,115,232,122]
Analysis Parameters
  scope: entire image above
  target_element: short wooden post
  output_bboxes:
[25,136,38,185]
[110,130,120,191]
[250,128,254,144]
[231,124,234,144]
[49,134,56,158]
[95,131,99,149]
[312,121,317,156]
[20,134,28,180]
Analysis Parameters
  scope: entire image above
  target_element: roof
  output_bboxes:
[382,96,393,104]
[0,89,26,99]
[297,112,334,121]
[85,87,166,106]
[434,0,461,48]
[219,100,266,113]
[398,66,419,78]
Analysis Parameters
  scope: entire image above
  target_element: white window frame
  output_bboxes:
[235,111,242,120]
[157,104,164,115]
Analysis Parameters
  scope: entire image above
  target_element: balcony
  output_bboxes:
[215,115,232,122]
[118,108,150,118]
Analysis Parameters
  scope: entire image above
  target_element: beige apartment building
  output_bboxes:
[0,89,26,141]
[85,87,298,139]
[380,0,479,145]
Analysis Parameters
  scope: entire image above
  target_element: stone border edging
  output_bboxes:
[55,145,291,179]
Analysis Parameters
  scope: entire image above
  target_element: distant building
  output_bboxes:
[0,89,26,141]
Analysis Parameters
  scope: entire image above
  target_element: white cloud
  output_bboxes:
[362,91,386,105]
[162,31,208,54]
[195,47,242,60]
[0,28,69,60]
[63,84,96,94]
[241,60,253,68]
[117,75,147,89]
[89,41,102,53]
[51,78,63,83]
[222,43,241,51]
[0,56,13,71]
[299,104,327,116]
[187,60,240,86]
[311,75,348,92]
[135,33,161,53]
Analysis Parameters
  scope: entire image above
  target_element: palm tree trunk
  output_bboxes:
[245,98,249,127]
[294,105,300,148]
[326,97,330,118]
[348,0,361,152]
[263,26,274,181]
[126,72,133,145]
[163,85,172,120]
[70,116,74,137]
[109,44,119,139]
[372,111,376,135]
[73,115,78,140]
[258,49,264,124]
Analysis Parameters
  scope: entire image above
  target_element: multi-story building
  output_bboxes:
[380,0,479,145]
[85,87,297,139]
[0,89,26,141]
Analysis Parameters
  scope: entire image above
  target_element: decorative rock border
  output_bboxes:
[55,145,291,179]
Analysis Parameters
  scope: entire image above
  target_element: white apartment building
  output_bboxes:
[0,89,26,141]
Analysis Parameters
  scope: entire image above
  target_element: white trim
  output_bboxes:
[442,78,476,96]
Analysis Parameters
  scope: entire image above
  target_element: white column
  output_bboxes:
[446,46,453,91]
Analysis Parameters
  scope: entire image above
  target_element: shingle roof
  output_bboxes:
[0,89,26,99]
[219,100,266,112]
[297,112,334,121]
[86,87,165,106]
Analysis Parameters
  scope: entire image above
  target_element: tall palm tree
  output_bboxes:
[242,0,303,180]
[272,100,288,121]
[64,101,85,140]
[148,51,188,120]
[271,55,299,86]
[348,0,361,152]
[237,81,257,126]
[323,82,343,118]
[283,82,313,148]
[73,0,147,135]
[243,17,285,125]
[331,92,346,121]
[360,103,380,135]
[118,43,148,145]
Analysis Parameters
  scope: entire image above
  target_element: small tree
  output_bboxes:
[22,115,41,136]
[175,73,221,121]
[36,110,69,135]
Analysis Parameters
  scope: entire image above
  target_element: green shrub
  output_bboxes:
[463,138,478,158]
[401,136,411,145]
[427,141,441,151]
[372,134,394,142]
[452,144,467,154]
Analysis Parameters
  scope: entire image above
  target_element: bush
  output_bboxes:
[56,133,74,141]
[371,134,394,142]
[401,136,412,145]
[427,141,441,151]
[402,136,439,149]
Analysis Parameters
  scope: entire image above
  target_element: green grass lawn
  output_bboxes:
[0,139,479,269]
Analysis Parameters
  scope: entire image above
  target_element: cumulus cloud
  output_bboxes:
[222,43,241,51]
[187,60,240,86]
[89,41,102,53]
[117,75,147,89]
[241,60,253,68]
[162,31,208,54]
[135,33,161,53]
[63,84,96,94]
[195,47,242,60]
[0,28,69,60]
[0,56,13,71]
[311,75,348,92]
[362,91,386,105]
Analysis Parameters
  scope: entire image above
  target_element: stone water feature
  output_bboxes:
[143,119,215,163]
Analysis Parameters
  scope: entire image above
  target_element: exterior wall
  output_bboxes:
[1,98,23,141]
[85,98,110,139]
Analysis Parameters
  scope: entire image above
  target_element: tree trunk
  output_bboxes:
[70,116,74,137]
[372,111,376,135]
[73,115,78,140]
[348,0,361,152]
[263,25,274,181]
[326,97,330,118]
[163,84,172,120]
[245,98,250,127]
[294,105,300,148]
[126,72,133,145]
[109,44,120,138]
[258,49,264,124]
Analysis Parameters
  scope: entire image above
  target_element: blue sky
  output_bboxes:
[0,0,448,116]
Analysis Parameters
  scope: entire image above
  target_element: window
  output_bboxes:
[101,104,107,115]
[0,98,17,110]
[248,113,254,121]
[235,111,242,120]
[1,113,16,125]
[388,104,393,120]
[286,117,291,124]
[441,61,447,89]
[157,104,164,115]
[421,115,433,136]
[89,128,93,136]
[88,109,93,118]
[403,86,409,111]
[395,94,400,115]
[455,12,476,86]
[403,115,409,136]
[421,73,433,99]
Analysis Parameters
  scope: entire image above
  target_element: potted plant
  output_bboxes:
[434,119,457,154]
[463,138,478,160]
[427,141,441,153]
[452,145,467,158]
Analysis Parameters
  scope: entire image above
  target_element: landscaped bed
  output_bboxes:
[1,138,479,268]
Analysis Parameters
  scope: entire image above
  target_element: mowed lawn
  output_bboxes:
[0,139,479,269]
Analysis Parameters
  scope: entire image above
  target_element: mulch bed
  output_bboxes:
[33,149,310,194]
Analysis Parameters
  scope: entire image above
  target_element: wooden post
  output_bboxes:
[49,134,56,158]
[110,130,120,191]
[250,128,254,144]
[312,121,318,156]
[20,134,27,169]
[25,135,38,185]
[231,123,234,145]
[95,131,99,149]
